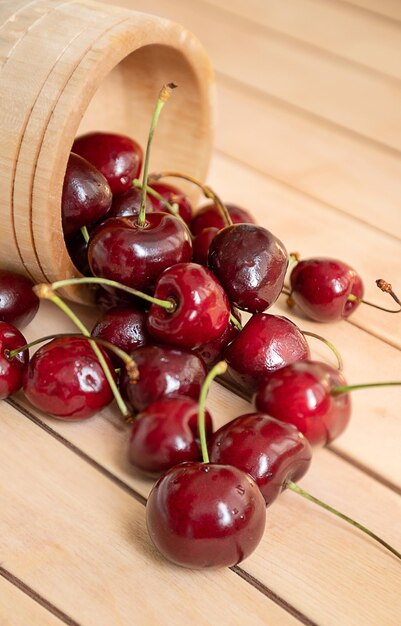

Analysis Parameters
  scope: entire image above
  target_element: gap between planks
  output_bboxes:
[4,397,316,626]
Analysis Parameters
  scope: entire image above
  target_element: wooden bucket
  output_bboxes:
[0,0,214,303]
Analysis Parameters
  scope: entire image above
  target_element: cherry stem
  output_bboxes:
[331,381,401,396]
[230,313,243,331]
[6,332,139,383]
[288,252,300,267]
[32,285,131,419]
[301,330,343,371]
[347,279,401,314]
[81,226,89,244]
[47,277,175,312]
[198,361,228,464]
[137,83,177,228]
[287,481,401,561]
[150,171,233,227]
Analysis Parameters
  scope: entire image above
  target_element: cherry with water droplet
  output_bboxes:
[91,306,149,367]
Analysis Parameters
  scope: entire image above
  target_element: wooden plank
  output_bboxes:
[4,394,401,626]
[120,0,401,152]
[0,401,303,626]
[0,576,65,626]
[205,0,401,81]
[208,152,401,348]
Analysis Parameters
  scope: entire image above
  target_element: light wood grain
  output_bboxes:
[343,0,401,22]
[0,576,65,626]
[0,401,300,626]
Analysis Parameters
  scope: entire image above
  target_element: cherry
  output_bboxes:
[146,462,266,568]
[22,337,115,420]
[190,202,255,236]
[192,227,219,266]
[194,307,241,367]
[148,181,193,224]
[288,257,364,322]
[94,286,147,313]
[208,224,288,313]
[91,306,149,366]
[87,214,193,292]
[108,186,153,219]
[65,232,91,276]
[72,132,143,194]
[224,313,310,391]
[0,321,29,399]
[61,153,112,236]
[0,269,39,329]
[119,344,207,412]
[147,262,231,349]
[254,361,351,447]
[128,397,213,475]
[209,413,312,506]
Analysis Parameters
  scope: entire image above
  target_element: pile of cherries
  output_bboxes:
[1,85,400,569]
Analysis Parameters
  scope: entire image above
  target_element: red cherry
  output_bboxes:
[191,203,255,236]
[148,181,193,224]
[209,413,312,506]
[128,397,213,475]
[194,307,241,367]
[91,306,149,367]
[289,257,364,322]
[0,269,39,329]
[146,462,266,568]
[66,232,91,276]
[87,214,192,292]
[72,132,143,194]
[61,153,112,236]
[254,360,351,447]
[120,345,207,412]
[23,337,115,420]
[0,322,29,399]
[208,224,288,312]
[224,313,310,391]
[192,227,219,266]
[147,263,231,349]
[108,187,153,219]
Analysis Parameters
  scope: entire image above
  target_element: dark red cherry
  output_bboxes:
[208,224,288,313]
[87,214,192,292]
[72,132,143,194]
[289,257,364,322]
[194,307,241,367]
[192,227,219,266]
[146,462,266,568]
[209,413,312,506]
[61,152,112,236]
[66,232,91,276]
[91,306,149,367]
[0,269,39,329]
[108,186,153,219]
[94,286,147,313]
[128,397,213,475]
[224,313,310,391]
[0,321,29,399]
[148,181,193,224]
[120,345,207,412]
[191,203,256,236]
[254,360,351,447]
[23,337,115,420]
[147,263,230,349]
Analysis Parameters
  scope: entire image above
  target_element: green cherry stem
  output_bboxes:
[81,226,90,244]
[287,481,401,561]
[331,381,401,396]
[32,285,131,419]
[5,332,139,382]
[301,330,344,371]
[132,179,179,216]
[137,83,177,228]
[229,313,243,332]
[49,277,175,312]
[198,361,228,463]
[150,171,233,228]
[347,279,401,314]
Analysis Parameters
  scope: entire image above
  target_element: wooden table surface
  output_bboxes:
[1,0,401,624]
